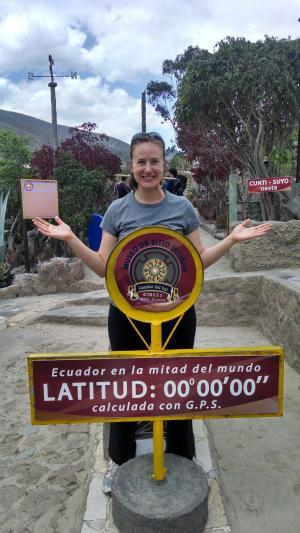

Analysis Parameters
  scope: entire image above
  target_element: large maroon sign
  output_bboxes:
[114,232,197,310]
[248,177,291,193]
[29,353,282,423]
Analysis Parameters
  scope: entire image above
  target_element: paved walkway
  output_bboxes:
[0,289,230,533]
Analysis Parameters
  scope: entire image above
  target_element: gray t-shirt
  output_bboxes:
[101,191,201,240]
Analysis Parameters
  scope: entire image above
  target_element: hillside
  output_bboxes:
[0,108,130,162]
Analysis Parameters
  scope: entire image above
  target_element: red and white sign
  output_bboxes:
[248,177,291,193]
[114,231,197,310]
[28,351,283,423]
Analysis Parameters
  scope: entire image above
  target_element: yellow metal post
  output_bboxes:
[151,321,162,352]
[151,321,167,481]
[152,420,166,481]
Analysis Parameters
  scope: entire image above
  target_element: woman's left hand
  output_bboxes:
[230,219,272,243]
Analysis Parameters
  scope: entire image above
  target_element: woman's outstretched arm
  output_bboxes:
[32,216,117,277]
[187,219,273,269]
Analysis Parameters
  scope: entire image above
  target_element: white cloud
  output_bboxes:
[0,0,298,148]
[1,0,298,79]
[0,74,175,145]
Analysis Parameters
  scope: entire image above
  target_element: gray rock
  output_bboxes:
[37,257,84,289]
[0,485,24,510]
[286,183,300,219]
[287,196,300,219]
[7,462,49,485]
[22,424,39,436]
[230,220,300,272]
[16,447,37,460]
[20,488,65,520]
[0,257,101,298]
[47,465,78,489]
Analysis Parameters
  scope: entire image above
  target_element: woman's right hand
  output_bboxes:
[32,216,73,242]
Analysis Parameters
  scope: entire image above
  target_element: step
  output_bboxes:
[38,304,110,326]
[62,289,109,306]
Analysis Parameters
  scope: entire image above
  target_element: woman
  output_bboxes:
[33,131,272,494]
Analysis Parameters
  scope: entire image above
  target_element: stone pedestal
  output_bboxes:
[112,453,209,533]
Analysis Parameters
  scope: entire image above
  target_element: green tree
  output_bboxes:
[147,46,208,124]
[147,81,176,122]
[168,152,188,172]
[54,152,109,232]
[148,37,300,219]
[177,37,299,174]
[0,130,31,218]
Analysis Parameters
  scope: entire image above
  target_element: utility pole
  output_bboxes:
[28,56,77,258]
[141,91,146,132]
[28,55,77,149]
[48,55,59,149]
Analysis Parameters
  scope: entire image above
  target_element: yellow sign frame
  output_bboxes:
[28,346,284,426]
[105,226,204,323]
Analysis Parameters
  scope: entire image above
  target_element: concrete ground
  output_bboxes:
[0,228,299,533]
[207,362,300,533]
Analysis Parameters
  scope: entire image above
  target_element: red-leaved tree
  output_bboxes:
[30,144,56,180]
[30,122,121,178]
[177,121,240,221]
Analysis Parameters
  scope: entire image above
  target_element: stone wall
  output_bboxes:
[230,220,300,271]
[0,257,100,299]
[195,275,261,326]
[258,276,300,373]
[196,273,300,373]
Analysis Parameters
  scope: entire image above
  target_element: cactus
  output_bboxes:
[0,190,10,262]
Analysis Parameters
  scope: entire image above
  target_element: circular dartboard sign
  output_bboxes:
[106,227,204,323]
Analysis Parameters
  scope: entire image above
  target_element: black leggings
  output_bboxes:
[108,304,196,465]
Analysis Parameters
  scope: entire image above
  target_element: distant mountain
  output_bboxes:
[0,108,130,162]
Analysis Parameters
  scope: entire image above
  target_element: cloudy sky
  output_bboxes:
[0,0,299,147]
